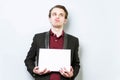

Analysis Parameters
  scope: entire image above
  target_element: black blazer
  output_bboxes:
[24,31,80,80]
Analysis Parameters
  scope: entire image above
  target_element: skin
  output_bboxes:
[49,8,67,37]
[33,8,73,78]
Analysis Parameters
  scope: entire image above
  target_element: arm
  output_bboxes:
[24,35,38,77]
[24,34,50,77]
[59,37,80,79]
[72,38,80,79]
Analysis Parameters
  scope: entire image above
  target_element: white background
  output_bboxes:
[0,0,120,80]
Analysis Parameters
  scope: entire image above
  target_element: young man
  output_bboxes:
[24,5,80,80]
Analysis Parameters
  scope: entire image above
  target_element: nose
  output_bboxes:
[56,15,59,18]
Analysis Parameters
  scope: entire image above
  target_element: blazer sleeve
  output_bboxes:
[71,38,80,79]
[24,34,38,77]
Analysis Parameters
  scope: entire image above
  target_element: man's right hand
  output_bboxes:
[33,66,51,75]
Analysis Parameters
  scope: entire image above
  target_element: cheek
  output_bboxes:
[64,19,67,23]
[49,18,54,23]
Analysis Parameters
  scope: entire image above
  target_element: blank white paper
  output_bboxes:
[38,48,71,72]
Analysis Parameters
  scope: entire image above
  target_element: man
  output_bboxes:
[24,5,80,80]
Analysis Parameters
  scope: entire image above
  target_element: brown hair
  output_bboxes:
[48,5,68,19]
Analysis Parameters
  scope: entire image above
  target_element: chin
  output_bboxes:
[53,25,61,28]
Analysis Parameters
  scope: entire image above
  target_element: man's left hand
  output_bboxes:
[59,66,74,78]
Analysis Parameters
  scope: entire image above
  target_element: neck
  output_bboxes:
[51,27,63,37]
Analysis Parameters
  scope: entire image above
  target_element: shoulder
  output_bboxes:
[66,33,79,47]
[35,31,48,36]
[33,31,48,40]
[66,33,79,41]
[34,31,48,37]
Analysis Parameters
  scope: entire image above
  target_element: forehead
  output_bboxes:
[51,8,65,14]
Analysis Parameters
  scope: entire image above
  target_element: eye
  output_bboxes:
[59,13,64,17]
[52,13,56,16]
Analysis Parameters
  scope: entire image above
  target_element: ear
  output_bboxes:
[49,17,52,23]
[64,19,67,24]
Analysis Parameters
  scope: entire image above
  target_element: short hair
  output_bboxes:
[48,5,68,19]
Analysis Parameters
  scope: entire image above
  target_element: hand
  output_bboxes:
[33,66,50,75]
[59,66,74,78]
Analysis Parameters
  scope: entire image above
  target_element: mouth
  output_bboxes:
[55,19,60,22]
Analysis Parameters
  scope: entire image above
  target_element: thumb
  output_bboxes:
[34,66,39,70]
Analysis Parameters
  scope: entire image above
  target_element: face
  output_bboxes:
[49,8,67,28]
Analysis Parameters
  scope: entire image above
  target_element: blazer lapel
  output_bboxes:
[63,33,68,49]
[45,32,49,48]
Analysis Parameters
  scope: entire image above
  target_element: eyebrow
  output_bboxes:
[52,12,65,14]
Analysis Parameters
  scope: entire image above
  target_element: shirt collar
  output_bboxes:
[50,29,64,38]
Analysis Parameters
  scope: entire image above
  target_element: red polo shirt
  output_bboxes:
[49,30,64,80]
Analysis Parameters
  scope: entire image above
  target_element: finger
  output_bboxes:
[35,67,39,71]
[39,68,50,75]
[60,70,70,78]
[65,66,73,73]
[62,68,70,77]
[59,68,65,75]
[45,69,51,74]
[62,67,74,78]
[63,72,70,77]
[62,67,70,74]
[38,68,46,75]
[70,66,74,72]
[63,67,73,72]
[43,68,48,74]
[46,69,51,73]
[34,66,39,70]
[33,66,39,73]
[43,68,47,72]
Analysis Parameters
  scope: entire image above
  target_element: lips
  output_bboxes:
[55,19,60,22]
